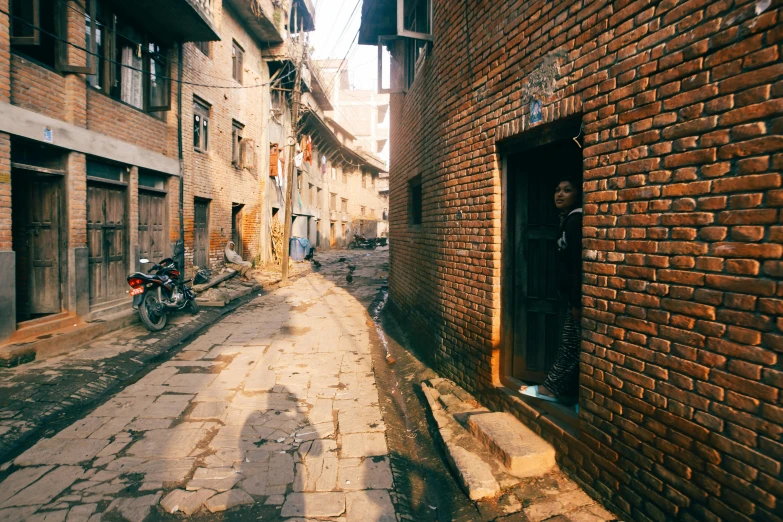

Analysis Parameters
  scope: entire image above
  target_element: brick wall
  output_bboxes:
[0,0,10,252]
[386,0,783,520]
[181,0,267,272]
[85,89,171,155]
[11,55,67,121]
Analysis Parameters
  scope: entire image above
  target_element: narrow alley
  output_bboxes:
[0,249,613,521]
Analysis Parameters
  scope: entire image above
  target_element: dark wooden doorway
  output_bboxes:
[231,203,244,258]
[505,139,582,383]
[193,198,210,269]
[87,181,128,307]
[12,172,63,321]
[138,190,167,269]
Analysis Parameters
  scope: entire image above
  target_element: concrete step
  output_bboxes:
[10,312,80,342]
[468,412,556,478]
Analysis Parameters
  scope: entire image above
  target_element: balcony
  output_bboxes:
[227,0,315,45]
[111,0,219,42]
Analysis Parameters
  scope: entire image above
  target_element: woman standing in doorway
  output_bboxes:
[521,177,583,403]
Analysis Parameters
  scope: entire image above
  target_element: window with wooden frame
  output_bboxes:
[232,120,244,167]
[232,40,244,84]
[361,206,366,216]
[330,192,336,209]
[342,169,347,185]
[341,198,348,213]
[194,41,210,57]
[84,1,170,113]
[11,0,98,72]
[193,99,210,152]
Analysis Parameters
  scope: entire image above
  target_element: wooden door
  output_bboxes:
[12,174,61,319]
[193,199,209,269]
[87,182,128,306]
[138,190,166,269]
[232,204,244,258]
[511,168,562,382]
[330,223,336,247]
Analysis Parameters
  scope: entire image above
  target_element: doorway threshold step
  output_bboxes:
[467,412,556,478]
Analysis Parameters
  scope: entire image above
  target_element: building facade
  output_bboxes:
[0,0,219,342]
[361,0,783,520]
[0,0,377,346]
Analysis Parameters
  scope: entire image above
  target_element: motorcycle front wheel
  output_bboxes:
[139,292,167,331]
[186,298,200,315]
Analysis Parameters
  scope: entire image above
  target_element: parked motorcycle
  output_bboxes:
[127,258,199,332]
[349,233,377,250]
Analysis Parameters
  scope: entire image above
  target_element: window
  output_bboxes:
[317,188,322,208]
[309,184,315,207]
[342,170,347,185]
[194,41,210,56]
[377,0,431,93]
[232,40,244,84]
[331,167,336,180]
[193,99,210,152]
[330,192,336,209]
[410,175,422,225]
[361,206,366,216]
[232,120,244,167]
[383,208,388,220]
[12,0,98,72]
[362,171,367,188]
[84,1,170,113]
[341,198,348,213]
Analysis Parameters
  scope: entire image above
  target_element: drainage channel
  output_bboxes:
[367,288,484,522]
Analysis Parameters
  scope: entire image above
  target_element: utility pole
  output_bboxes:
[281,4,304,282]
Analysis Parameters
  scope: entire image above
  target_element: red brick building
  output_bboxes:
[0,0,319,344]
[360,0,782,520]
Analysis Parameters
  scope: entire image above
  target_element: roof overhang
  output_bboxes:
[225,0,284,44]
[110,0,220,43]
[300,111,386,172]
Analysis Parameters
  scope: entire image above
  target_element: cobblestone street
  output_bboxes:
[0,250,396,521]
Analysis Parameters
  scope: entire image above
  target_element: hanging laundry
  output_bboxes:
[304,136,313,164]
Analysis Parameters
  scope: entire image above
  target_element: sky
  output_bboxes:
[309,0,378,88]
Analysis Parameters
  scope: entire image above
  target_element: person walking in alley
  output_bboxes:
[521,177,583,404]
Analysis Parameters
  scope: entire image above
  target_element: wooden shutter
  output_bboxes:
[240,139,255,169]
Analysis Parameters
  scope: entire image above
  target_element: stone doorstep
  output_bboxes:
[421,382,501,501]
[421,378,558,502]
[467,412,556,478]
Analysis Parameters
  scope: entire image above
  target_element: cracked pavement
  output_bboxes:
[0,248,396,521]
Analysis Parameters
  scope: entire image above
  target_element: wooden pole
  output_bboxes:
[281,5,304,282]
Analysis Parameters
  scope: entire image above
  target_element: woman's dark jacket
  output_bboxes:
[557,208,582,309]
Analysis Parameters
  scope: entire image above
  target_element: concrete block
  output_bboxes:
[468,412,555,478]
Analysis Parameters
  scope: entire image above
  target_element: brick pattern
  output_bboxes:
[0,133,10,251]
[86,89,170,156]
[0,0,9,104]
[11,55,67,121]
[65,152,86,248]
[386,1,783,521]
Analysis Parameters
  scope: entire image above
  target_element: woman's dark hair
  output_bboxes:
[556,177,582,202]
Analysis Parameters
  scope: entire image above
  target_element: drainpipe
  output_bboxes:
[177,42,185,271]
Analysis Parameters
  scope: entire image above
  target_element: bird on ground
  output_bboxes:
[347,265,357,272]
[346,273,353,284]
[338,258,346,263]
[312,260,321,269]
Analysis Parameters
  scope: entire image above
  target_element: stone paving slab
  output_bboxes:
[0,250,397,521]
